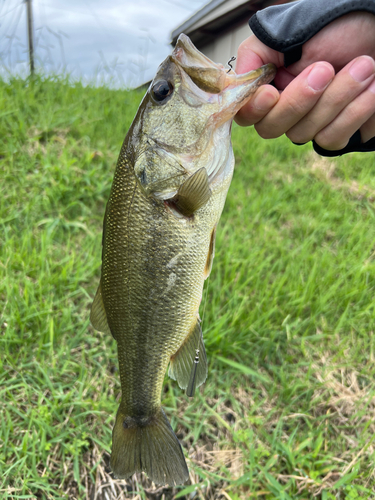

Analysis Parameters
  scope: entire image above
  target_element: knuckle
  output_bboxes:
[234,114,253,127]
[286,128,313,144]
[255,122,280,139]
[360,113,375,142]
[284,93,307,116]
[314,131,348,151]
[344,104,367,125]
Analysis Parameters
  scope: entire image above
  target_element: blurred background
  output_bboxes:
[0,0,293,88]
[0,0,208,87]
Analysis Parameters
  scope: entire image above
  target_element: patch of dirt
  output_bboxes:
[25,127,70,157]
[308,153,375,202]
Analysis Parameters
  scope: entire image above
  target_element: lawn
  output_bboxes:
[1,75,375,499]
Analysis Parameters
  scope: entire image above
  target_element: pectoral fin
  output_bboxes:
[204,224,217,279]
[168,318,207,394]
[90,282,113,338]
[174,168,211,217]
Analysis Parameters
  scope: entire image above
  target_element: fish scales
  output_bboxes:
[104,164,211,408]
[90,33,276,486]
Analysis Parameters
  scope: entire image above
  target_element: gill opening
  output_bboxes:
[164,198,192,220]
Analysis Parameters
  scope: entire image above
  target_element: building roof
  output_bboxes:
[171,0,291,47]
[171,0,231,41]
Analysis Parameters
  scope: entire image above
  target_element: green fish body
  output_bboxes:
[90,34,276,485]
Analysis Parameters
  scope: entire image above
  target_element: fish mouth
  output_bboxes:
[171,34,228,94]
[172,33,276,104]
[172,34,276,153]
[205,63,277,127]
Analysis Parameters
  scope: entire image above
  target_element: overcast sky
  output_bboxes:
[0,0,208,87]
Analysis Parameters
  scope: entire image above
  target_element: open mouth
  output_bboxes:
[172,34,276,99]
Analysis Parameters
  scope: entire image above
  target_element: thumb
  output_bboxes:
[235,36,281,127]
[236,35,283,74]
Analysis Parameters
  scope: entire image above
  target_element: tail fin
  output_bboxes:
[110,406,189,486]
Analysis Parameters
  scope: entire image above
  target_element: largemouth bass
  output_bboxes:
[90,34,276,486]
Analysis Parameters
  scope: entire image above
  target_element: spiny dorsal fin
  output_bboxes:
[90,281,113,338]
[168,318,207,394]
[175,167,211,217]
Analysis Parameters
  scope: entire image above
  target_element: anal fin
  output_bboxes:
[90,281,113,338]
[168,318,207,393]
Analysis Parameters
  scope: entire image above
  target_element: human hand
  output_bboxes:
[235,12,375,150]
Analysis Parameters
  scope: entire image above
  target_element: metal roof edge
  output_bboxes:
[171,0,228,41]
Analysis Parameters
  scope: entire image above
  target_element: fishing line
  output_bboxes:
[186,233,212,397]
[200,266,211,329]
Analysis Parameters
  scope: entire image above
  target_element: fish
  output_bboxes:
[90,33,276,486]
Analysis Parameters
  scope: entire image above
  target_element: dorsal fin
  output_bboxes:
[174,168,211,217]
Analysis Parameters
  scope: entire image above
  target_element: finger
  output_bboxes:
[254,62,334,139]
[287,56,375,144]
[360,112,375,143]
[234,85,280,127]
[273,67,296,90]
[314,78,375,150]
[235,35,282,74]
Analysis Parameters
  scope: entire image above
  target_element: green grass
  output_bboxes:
[2,75,375,499]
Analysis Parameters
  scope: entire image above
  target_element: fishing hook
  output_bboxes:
[226,56,236,73]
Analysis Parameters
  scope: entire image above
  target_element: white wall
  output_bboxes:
[199,21,252,67]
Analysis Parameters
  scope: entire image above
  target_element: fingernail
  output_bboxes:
[307,63,333,91]
[253,90,279,111]
[349,56,375,82]
[369,78,375,94]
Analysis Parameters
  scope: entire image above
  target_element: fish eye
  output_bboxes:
[151,80,173,102]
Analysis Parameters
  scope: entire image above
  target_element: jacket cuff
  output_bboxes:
[249,0,375,67]
[312,131,375,156]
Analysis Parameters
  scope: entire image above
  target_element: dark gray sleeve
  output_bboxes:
[250,0,375,66]
[249,0,375,157]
